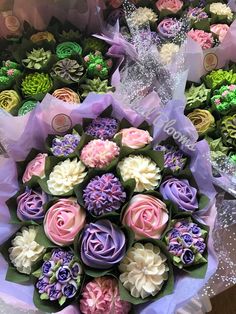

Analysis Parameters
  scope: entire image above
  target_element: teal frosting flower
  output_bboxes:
[56,42,82,59]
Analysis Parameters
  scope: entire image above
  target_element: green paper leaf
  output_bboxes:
[40,293,49,300]
[5,266,30,283]
[35,225,56,248]
[59,296,67,306]
[32,268,42,279]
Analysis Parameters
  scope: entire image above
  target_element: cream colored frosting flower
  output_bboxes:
[128,7,158,27]
[47,158,87,195]
[159,43,180,65]
[9,226,45,275]
[119,243,169,299]
[210,3,233,20]
[117,155,161,192]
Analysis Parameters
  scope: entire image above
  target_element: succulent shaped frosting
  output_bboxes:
[0,60,21,87]
[22,48,52,70]
[187,109,215,135]
[56,42,82,59]
[206,136,230,160]
[205,69,236,89]
[80,78,114,98]
[82,37,108,55]
[84,51,112,80]
[59,30,81,42]
[221,114,236,148]
[211,84,236,113]
[185,84,210,109]
[51,59,84,83]
[0,90,20,112]
[18,100,37,116]
[21,73,53,97]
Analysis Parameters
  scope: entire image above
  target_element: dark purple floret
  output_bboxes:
[42,261,55,277]
[62,280,77,298]
[71,262,81,279]
[85,117,118,140]
[51,248,66,262]
[46,283,62,301]
[51,133,80,157]
[36,276,49,293]
[63,251,74,265]
[154,144,186,171]
[83,173,126,216]
[181,233,193,247]
[190,224,202,236]
[194,240,206,254]
[167,228,181,240]
[181,248,195,265]
[56,266,71,283]
[168,242,183,256]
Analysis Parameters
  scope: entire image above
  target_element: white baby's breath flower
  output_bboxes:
[9,226,45,275]
[128,7,158,27]
[119,243,169,299]
[210,3,233,20]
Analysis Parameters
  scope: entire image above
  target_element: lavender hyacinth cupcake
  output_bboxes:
[165,219,208,268]
[154,144,187,172]
[83,173,126,216]
[17,187,47,221]
[51,133,80,157]
[85,117,118,140]
[157,18,182,39]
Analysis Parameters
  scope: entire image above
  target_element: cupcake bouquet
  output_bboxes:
[0,18,115,116]
[1,105,211,313]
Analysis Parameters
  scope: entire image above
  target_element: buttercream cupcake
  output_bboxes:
[154,144,187,171]
[9,226,45,274]
[51,59,84,84]
[115,127,153,149]
[117,155,161,192]
[187,29,214,50]
[157,18,182,39]
[211,84,236,113]
[205,69,236,89]
[80,139,120,168]
[128,7,158,27]
[187,7,208,21]
[83,173,126,216]
[18,100,37,116]
[156,0,183,14]
[21,73,53,97]
[209,2,233,21]
[122,194,169,240]
[52,88,80,104]
[17,187,46,221]
[119,243,169,299]
[80,277,131,314]
[221,114,236,148]
[47,158,87,195]
[187,109,215,135]
[85,117,118,140]
[51,133,81,157]
[44,198,86,246]
[80,220,126,269]
[22,153,47,183]
[22,48,52,70]
[159,43,180,65]
[56,42,82,59]
[84,51,112,80]
[36,249,83,304]
[160,177,198,212]
[185,84,210,110]
[0,90,20,112]
[30,31,55,43]
[210,24,229,43]
[165,219,208,268]
[81,78,114,98]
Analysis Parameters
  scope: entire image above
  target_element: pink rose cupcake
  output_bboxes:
[156,0,183,14]
[22,153,47,183]
[115,127,153,149]
[80,276,131,314]
[210,24,229,42]
[122,194,169,239]
[80,139,120,168]
[44,198,86,246]
[188,29,214,50]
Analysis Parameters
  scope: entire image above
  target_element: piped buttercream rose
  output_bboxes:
[210,24,229,42]
[44,198,86,246]
[187,109,215,135]
[80,220,126,269]
[160,178,198,212]
[122,194,169,240]
[22,153,47,183]
[156,0,183,14]
[115,127,152,149]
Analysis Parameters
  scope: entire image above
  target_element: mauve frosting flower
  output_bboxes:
[42,260,55,277]
[188,29,214,50]
[194,240,206,254]
[83,173,126,216]
[160,178,198,212]
[52,87,80,104]
[45,282,62,301]
[210,24,229,42]
[80,277,131,314]
[122,194,169,240]
[80,220,126,269]
[44,198,86,246]
[17,187,46,221]
[187,7,208,21]
[156,0,183,13]
[168,242,183,256]
[51,249,74,264]
[157,18,182,39]
[115,127,153,149]
[22,153,47,183]
[154,144,186,171]
[118,155,161,192]
[36,276,50,294]
[85,117,118,140]
[51,134,81,157]
[80,139,120,168]
[56,266,72,284]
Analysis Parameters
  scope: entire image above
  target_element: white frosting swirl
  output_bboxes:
[117,155,161,192]
[47,158,87,195]
[9,226,45,275]
[128,7,158,27]
[119,243,169,299]
[159,43,180,65]
[210,3,233,20]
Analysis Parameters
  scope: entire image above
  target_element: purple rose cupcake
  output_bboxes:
[160,177,198,212]
[157,18,182,39]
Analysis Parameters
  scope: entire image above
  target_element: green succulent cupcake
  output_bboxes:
[80,78,114,98]
[56,42,82,59]
[185,83,210,110]
[51,59,84,84]
[187,109,215,135]
[0,60,21,89]
[221,114,236,148]
[18,100,37,116]
[84,51,112,79]
[21,73,53,97]
[211,84,236,114]
[59,30,81,42]
[82,37,108,55]
[22,48,52,70]
[205,69,236,89]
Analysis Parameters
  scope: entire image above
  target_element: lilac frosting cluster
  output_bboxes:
[154,144,187,172]
[165,219,207,267]
[85,117,118,140]
[51,133,80,157]
[83,173,126,216]
[36,249,82,304]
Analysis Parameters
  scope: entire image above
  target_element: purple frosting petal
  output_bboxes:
[160,178,198,212]
[17,187,46,221]
[157,18,182,39]
[80,219,126,269]
[85,117,118,140]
